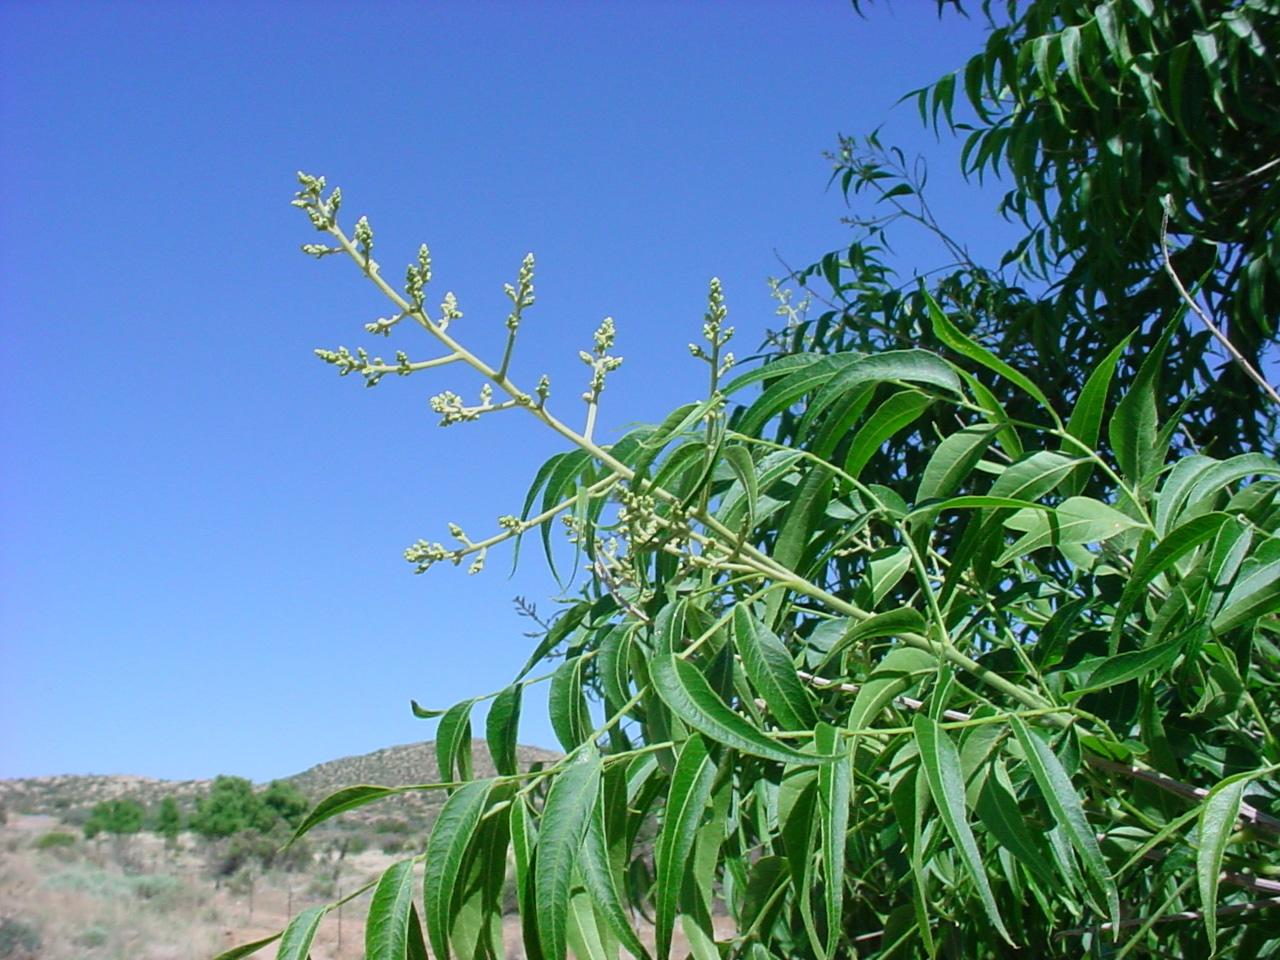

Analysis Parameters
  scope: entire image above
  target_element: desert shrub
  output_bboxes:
[75,924,110,948]
[130,873,182,906]
[42,864,133,899]
[379,836,407,855]
[0,918,41,959]
[82,798,144,839]
[33,830,76,851]
[208,829,278,878]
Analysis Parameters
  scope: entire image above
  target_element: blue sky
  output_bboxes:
[0,1,1009,782]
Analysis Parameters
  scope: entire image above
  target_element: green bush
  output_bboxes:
[82,798,144,839]
[33,831,76,850]
[74,924,109,949]
[0,918,41,959]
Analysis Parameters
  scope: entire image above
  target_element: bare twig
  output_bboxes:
[1055,897,1280,938]
[1088,756,1280,836]
[1160,207,1280,408]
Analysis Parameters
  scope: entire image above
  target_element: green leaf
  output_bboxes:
[535,751,603,960]
[486,684,522,777]
[539,450,593,577]
[914,716,1012,943]
[549,656,591,751]
[509,796,545,960]
[1011,719,1118,926]
[565,890,609,960]
[734,354,859,436]
[916,425,996,504]
[1109,513,1233,651]
[975,759,1055,887]
[924,290,1056,419]
[998,496,1143,564]
[1199,775,1249,954]
[597,624,634,714]
[407,904,429,960]
[276,906,328,960]
[291,785,403,841]
[843,390,933,479]
[1109,319,1174,489]
[771,468,833,576]
[962,370,1023,458]
[582,788,651,960]
[816,608,926,672]
[437,699,475,785]
[213,933,283,960]
[1060,24,1096,107]
[716,449,803,530]
[424,779,494,960]
[989,451,1082,503]
[815,723,850,958]
[366,859,418,960]
[1062,334,1130,494]
[680,914,720,960]
[723,444,759,535]
[848,648,935,734]
[864,546,911,606]
[410,701,448,719]
[1069,637,1184,696]
[1214,539,1280,633]
[655,736,718,960]
[733,604,817,730]
[650,654,827,766]
[802,349,962,435]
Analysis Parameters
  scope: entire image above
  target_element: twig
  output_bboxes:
[1160,208,1280,408]
[1055,896,1280,938]
[1088,756,1280,836]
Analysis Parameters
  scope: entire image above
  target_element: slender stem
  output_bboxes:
[1160,208,1280,408]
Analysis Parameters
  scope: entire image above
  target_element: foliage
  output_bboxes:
[216,4,1280,954]
[831,0,1280,457]
[154,795,182,842]
[190,776,306,840]
[260,780,309,830]
[0,917,41,960]
[211,164,1280,959]
[33,831,77,851]
[82,799,144,839]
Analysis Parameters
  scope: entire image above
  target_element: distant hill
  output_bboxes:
[0,739,561,829]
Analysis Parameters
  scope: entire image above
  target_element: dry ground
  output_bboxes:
[0,814,732,959]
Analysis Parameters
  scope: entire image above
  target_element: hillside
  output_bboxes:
[0,739,561,827]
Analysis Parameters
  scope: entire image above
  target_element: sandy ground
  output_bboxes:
[0,814,733,959]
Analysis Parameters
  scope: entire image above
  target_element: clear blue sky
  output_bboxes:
[1,1,1009,782]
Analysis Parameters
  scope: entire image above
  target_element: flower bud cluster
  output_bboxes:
[363,314,404,338]
[428,383,498,426]
[404,539,454,573]
[581,317,624,402]
[504,253,536,332]
[353,216,374,265]
[703,278,735,359]
[292,172,341,230]
[439,291,463,329]
[301,243,342,259]
[405,244,432,308]
[429,390,472,425]
[617,487,660,545]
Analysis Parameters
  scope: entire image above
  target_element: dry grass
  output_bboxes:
[0,815,389,959]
